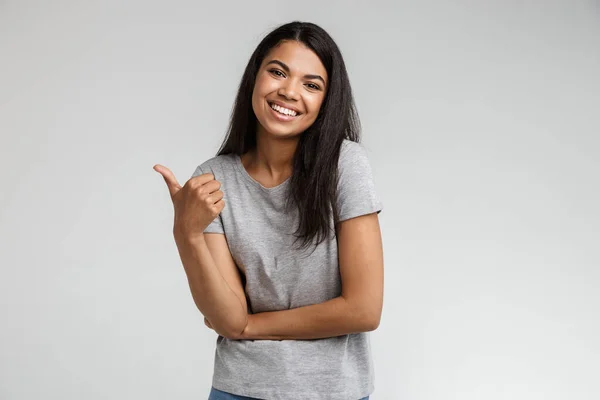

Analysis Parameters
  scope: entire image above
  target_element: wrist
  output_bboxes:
[173,227,205,244]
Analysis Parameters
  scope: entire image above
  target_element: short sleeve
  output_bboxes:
[336,142,383,222]
[191,165,225,234]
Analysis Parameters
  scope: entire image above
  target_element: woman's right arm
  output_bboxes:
[153,163,247,340]
[174,230,248,339]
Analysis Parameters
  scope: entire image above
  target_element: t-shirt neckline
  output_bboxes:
[233,153,291,192]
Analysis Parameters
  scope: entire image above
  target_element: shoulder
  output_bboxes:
[191,153,237,179]
[338,139,371,166]
[335,139,383,220]
[337,139,375,176]
[198,153,236,172]
[339,138,360,156]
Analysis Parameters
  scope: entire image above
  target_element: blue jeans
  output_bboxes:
[209,386,369,400]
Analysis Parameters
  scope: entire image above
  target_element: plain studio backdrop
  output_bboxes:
[1,1,598,399]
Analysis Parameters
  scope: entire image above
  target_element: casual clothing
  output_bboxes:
[209,386,369,400]
[208,386,263,400]
[193,139,383,400]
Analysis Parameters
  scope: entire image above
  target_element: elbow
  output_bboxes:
[223,315,249,340]
[368,315,381,331]
[362,313,381,332]
[346,298,381,332]
[208,310,248,340]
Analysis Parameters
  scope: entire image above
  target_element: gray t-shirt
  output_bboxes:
[191,139,383,400]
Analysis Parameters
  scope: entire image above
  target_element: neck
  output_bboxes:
[243,128,299,182]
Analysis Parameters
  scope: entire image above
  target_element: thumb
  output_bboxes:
[153,164,182,198]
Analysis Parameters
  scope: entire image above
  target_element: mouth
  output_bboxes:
[267,101,301,121]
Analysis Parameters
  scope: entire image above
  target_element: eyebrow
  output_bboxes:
[265,59,326,86]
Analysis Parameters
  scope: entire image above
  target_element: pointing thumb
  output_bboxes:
[153,164,182,198]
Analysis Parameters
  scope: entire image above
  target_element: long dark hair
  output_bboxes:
[215,21,361,251]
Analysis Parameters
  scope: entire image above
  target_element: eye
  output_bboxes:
[305,83,321,91]
[269,69,285,77]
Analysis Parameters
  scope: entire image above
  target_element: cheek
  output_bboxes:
[251,80,268,112]
[252,78,264,99]
[252,77,275,108]
[251,89,259,115]
[306,96,325,118]
[254,74,276,95]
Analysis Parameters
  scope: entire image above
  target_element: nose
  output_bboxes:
[277,79,300,100]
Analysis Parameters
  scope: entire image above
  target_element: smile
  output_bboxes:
[267,101,300,122]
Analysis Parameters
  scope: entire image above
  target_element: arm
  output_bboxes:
[239,212,384,340]
[174,231,248,339]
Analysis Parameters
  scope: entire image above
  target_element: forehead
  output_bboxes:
[262,41,327,80]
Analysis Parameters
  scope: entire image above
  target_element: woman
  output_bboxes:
[154,21,383,400]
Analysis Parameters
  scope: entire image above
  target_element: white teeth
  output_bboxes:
[270,103,298,116]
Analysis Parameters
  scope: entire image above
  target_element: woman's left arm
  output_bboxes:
[236,212,384,340]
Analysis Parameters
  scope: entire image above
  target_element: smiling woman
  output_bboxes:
[252,47,328,130]
[154,21,382,400]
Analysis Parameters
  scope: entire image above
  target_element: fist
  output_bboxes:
[153,164,225,238]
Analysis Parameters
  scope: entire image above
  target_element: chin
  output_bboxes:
[256,118,298,137]
[267,127,303,138]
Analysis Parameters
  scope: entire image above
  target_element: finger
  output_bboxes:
[209,190,224,204]
[201,179,221,194]
[189,173,216,188]
[153,164,182,197]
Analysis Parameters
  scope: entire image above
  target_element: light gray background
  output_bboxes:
[1,1,598,399]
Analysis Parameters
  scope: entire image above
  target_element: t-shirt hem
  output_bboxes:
[212,379,374,400]
[203,228,225,234]
[338,203,383,223]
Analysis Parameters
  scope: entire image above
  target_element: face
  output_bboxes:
[251,40,328,139]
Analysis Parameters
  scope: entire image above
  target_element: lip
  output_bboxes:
[267,100,302,115]
[268,102,299,122]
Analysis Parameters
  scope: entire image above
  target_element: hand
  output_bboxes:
[153,164,225,237]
